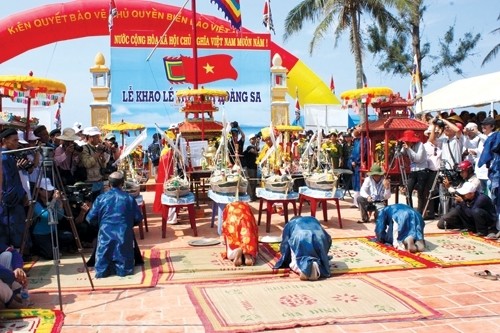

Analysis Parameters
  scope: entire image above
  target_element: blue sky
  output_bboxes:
[1,0,498,129]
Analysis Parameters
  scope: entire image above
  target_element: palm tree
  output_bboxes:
[283,0,398,89]
[482,13,500,66]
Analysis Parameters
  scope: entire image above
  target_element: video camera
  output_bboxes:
[65,183,93,208]
[432,118,446,128]
[437,166,461,187]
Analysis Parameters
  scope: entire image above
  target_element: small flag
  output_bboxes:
[295,88,300,112]
[54,102,61,129]
[330,75,335,94]
[108,0,118,32]
[263,0,275,34]
[411,54,422,99]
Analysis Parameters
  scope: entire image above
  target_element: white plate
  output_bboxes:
[259,236,282,243]
[188,238,221,247]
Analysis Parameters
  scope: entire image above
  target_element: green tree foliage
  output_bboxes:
[482,13,500,66]
[366,0,480,91]
[283,0,399,89]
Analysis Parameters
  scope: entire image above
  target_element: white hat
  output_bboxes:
[83,126,101,136]
[27,131,40,142]
[57,128,79,141]
[73,122,83,133]
[105,133,116,140]
[169,123,178,130]
[17,131,28,144]
[456,182,477,195]
[39,178,55,191]
[465,122,478,131]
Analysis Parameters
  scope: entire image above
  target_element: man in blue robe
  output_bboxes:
[1,128,29,249]
[86,171,143,278]
[375,204,425,253]
[275,216,332,280]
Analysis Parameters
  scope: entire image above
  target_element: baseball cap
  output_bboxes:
[465,122,478,131]
[17,131,28,144]
[39,178,55,191]
[456,182,476,195]
[481,117,495,126]
[83,126,101,136]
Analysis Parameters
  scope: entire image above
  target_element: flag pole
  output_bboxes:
[146,0,189,62]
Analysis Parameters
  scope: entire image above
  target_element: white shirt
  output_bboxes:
[438,135,463,169]
[424,141,442,171]
[360,176,391,202]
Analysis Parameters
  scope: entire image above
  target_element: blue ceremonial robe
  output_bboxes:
[86,188,142,278]
[478,131,500,215]
[274,216,332,278]
[1,148,27,248]
[375,204,425,246]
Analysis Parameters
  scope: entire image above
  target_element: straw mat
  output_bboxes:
[0,309,63,332]
[187,275,440,332]
[158,243,289,284]
[25,249,160,293]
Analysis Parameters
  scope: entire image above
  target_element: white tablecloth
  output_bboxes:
[208,190,250,203]
[161,192,196,205]
[298,186,343,199]
[256,188,299,200]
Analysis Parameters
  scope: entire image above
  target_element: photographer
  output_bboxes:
[54,128,81,186]
[429,115,464,170]
[357,164,391,223]
[443,160,481,196]
[31,178,75,259]
[437,182,498,237]
[80,127,105,201]
[399,130,428,214]
[0,128,29,248]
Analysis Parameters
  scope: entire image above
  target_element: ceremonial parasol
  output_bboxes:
[340,86,393,168]
[102,119,146,147]
[340,86,393,136]
[0,72,66,134]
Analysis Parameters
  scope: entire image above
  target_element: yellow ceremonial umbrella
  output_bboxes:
[340,86,393,169]
[102,119,146,147]
[0,72,66,134]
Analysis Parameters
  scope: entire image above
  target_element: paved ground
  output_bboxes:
[31,190,500,333]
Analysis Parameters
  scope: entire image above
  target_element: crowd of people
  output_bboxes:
[0,122,146,308]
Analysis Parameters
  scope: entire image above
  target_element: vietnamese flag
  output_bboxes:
[164,54,238,84]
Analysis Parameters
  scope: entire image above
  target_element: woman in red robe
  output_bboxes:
[221,202,259,266]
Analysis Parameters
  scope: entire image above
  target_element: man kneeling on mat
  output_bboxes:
[274,216,332,281]
[375,204,425,253]
[222,202,259,267]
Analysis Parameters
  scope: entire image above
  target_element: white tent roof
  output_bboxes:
[420,71,500,113]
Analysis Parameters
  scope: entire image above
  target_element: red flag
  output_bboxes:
[108,0,117,32]
[164,54,238,84]
[407,90,411,100]
[295,97,300,111]
[263,0,275,34]
[329,75,335,93]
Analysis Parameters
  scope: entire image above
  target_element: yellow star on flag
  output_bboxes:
[203,63,214,74]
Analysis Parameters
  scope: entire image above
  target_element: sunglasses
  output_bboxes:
[434,147,438,156]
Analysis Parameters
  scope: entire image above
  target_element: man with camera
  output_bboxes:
[399,130,428,214]
[80,126,106,201]
[428,115,465,215]
[437,182,497,237]
[442,160,481,197]
[54,128,81,186]
[0,128,29,249]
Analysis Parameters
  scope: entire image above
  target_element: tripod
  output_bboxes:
[422,162,452,220]
[386,144,410,205]
[20,146,94,311]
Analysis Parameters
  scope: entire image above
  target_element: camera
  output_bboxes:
[432,118,445,128]
[66,183,93,207]
[437,167,461,187]
[96,144,108,153]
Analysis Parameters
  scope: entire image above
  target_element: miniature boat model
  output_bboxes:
[123,180,141,197]
[163,175,190,198]
[304,170,338,191]
[263,174,293,193]
[210,169,248,195]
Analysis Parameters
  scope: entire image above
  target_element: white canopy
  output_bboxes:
[420,71,500,114]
